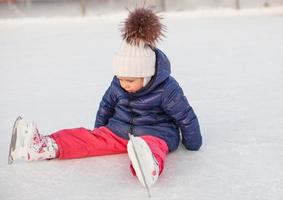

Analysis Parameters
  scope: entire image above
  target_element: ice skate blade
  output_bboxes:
[8,116,23,165]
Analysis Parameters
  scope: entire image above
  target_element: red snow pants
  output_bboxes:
[50,126,169,175]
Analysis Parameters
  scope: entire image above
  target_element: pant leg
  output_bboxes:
[50,126,128,159]
[141,135,169,175]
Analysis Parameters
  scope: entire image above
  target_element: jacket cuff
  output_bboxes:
[183,139,202,151]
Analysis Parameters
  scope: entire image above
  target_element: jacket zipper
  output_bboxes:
[129,118,134,135]
[128,96,135,135]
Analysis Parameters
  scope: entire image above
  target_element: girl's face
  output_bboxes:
[117,77,144,93]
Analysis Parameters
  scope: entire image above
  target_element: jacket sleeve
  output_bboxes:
[95,85,117,128]
[161,83,202,151]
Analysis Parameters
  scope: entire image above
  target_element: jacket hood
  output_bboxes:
[113,48,171,97]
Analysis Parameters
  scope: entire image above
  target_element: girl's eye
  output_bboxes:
[119,79,134,83]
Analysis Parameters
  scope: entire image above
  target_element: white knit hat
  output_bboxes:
[113,7,165,81]
[113,41,156,77]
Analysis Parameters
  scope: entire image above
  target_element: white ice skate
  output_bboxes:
[127,134,159,191]
[8,116,39,164]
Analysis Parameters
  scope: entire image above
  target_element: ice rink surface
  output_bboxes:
[1,8,283,200]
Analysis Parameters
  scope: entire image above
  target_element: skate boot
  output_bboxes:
[127,134,159,188]
[8,116,57,164]
[28,129,58,161]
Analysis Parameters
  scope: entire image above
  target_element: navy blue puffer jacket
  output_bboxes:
[95,48,202,152]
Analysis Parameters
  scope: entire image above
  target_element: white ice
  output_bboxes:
[1,8,283,200]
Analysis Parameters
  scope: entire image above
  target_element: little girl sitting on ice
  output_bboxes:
[8,7,202,187]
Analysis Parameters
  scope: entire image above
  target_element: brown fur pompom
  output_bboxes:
[121,7,165,46]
